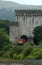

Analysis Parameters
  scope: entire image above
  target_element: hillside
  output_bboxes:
[0,1,20,8]
[0,1,21,21]
[0,1,42,21]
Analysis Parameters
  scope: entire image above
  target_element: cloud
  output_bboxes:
[2,0,42,5]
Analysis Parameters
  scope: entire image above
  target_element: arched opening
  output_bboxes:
[20,35,28,42]
[17,35,28,45]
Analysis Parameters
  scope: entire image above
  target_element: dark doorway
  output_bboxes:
[20,35,28,42]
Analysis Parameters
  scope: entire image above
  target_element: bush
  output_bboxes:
[17,53,24,60]
[23,42,34,48]
[0,28,9,50]
[13,45,23,54]
[26,47,42,59]
[2,51,10,58]
[0,51,3,57]
[13,53,17,59]
[17,46,33,60]
[22,47,33,56]
[38,41,42,47]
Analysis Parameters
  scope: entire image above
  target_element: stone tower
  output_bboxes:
[10,10,42,43]
[9,22,19,43]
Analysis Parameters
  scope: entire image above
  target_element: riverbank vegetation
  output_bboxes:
[0,20,42,61]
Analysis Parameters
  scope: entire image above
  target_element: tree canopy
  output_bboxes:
[33,26,42,45]
[0,28,9,50]
[0,20,9,34]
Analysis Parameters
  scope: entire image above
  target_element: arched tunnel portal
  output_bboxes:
[20,35,28,42]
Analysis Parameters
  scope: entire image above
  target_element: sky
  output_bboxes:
[2,0,42,5]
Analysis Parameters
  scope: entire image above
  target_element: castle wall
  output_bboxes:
[15,10,42,38]
[10,10,42,43]
[9,22,19,43]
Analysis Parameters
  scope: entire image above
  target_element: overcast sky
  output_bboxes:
[2,0,42,5]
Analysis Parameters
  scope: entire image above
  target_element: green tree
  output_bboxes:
[0,20,10,34]
[0,28,9,50]
[33,26,42,45]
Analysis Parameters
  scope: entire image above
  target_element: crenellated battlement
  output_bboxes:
[15,10,42,16]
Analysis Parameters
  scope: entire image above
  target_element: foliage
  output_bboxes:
[23,42,34,48]
[0,42,42,60]
[38,41,42,47]
[26,47,42,59]
[2,51,10,58]
[0,28,9,50]
[13,53,18,59]
[0,20,9,34]
[17,46,33,60]
[0,22,42,60]
[13,45,23,54]
[33,26,42,45]
[17,53,25,60]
